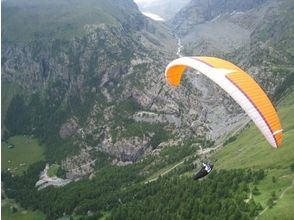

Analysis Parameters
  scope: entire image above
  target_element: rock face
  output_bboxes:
[59,118,79,139]
[171,0,293,95]
[35,164,72,190]
[61,149,96,179]
[3,0,293,179]
[100,137,149,162]
[172,0,269,36]
[171,0,270,56]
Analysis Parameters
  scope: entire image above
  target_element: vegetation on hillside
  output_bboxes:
[3,92,75,162]
[2,160,265,220]
[2,1,294,220]
[1,0,124,43]
[213,88,294,219]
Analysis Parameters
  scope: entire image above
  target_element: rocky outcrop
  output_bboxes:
[99,137,149,162]
[61,149,96,179]
[171,0,271,56]
[172,0,269,36]
[170,0,290,97]
[59,118,79,139]
[35,164,72,190]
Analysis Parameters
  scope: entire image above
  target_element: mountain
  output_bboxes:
[2,0,177,171]
[2,0,245,177]
[172,0,294,97]
[2,0,294,219]
[172,0,268,35]
[2,0,144,43]
[170,1,294,218]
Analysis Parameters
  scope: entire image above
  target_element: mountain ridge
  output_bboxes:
[2,0,294,219]
[2,0,244,173]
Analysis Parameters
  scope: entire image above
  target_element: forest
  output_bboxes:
[2,160,265,220]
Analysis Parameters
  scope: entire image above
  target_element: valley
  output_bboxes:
[1,0,294,219]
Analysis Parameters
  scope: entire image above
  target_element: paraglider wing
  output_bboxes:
[165,56,283,148]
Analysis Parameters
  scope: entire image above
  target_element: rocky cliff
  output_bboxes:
[2,0,177,178]
[171,0,294,96]
[3,0,293,179]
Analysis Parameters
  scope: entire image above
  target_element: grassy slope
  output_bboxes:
[2,0,120,43]
[1,135,45,175]
[214,91,294,169]
[259,186,294,220]
[1,204,45,220]
[1,135,46,219]
[214,88,294,219]
[256,172,294,220]
[47,164,60,177]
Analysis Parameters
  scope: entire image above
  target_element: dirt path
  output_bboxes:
[278,176,294,200]
[255,175,294,220]
[145,120,250,184]
[145,143,222,183]
[245,190,253,203]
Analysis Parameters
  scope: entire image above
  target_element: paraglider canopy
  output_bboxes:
[165,56,283,148]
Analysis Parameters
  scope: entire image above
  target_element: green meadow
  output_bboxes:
[1,135,45,175]
[214,88,294,220]
[1,204,45,220]
[47,164,60,177]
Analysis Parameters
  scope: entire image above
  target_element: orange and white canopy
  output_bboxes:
[165,56,283,148]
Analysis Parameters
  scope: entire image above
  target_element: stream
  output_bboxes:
[176,37,183,57]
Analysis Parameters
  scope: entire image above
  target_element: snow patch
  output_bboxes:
[142,12,165,21]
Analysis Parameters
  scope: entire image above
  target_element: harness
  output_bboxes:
[204,164,212,173]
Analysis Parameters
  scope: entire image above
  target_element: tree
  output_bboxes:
[5,95,31,135]
[254,169,265,182]
[290,163,294,172]
[267,198,274,209]
[252,186,260,195]
[271,191,277,200]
